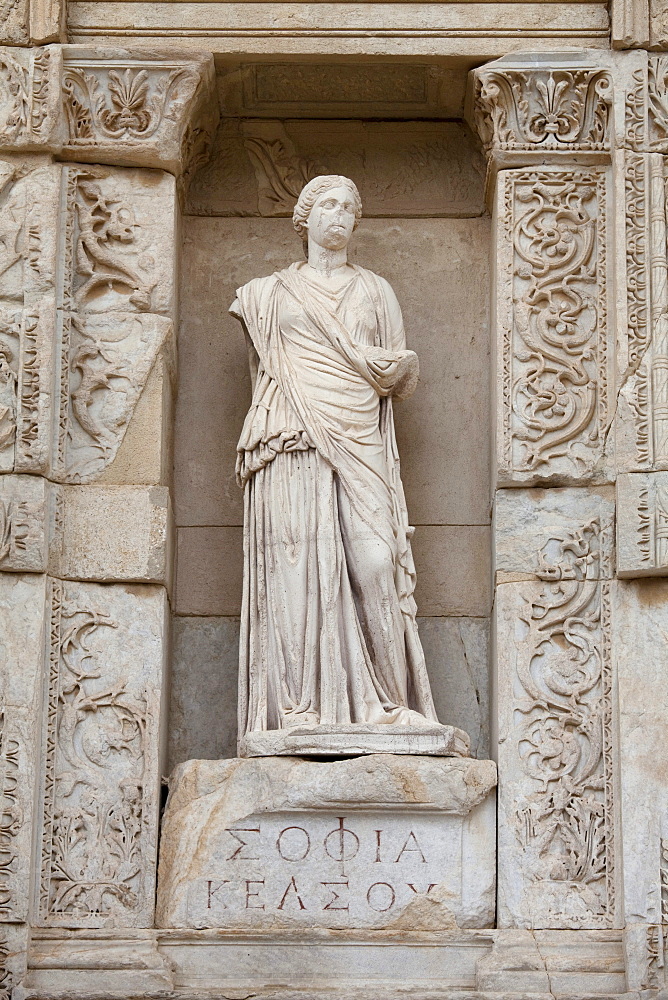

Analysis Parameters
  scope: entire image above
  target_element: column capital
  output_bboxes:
[467,53,613,174]
[0,44,219,176]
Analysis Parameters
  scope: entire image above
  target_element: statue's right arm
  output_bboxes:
[230,297,259,394]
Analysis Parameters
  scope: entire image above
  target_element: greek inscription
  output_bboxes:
[394,831,427,863]
[324,817,360,862]
[367,882,396,912]
[276,826,310,862]
[207,880,229,909]
[225,827,260,860]
[277,876,306,911]
[245,879,265,909]
[322,880,349,911]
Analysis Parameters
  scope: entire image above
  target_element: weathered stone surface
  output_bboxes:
[612,579,668,988]
[617,471,668,577]
[157,755,496,931]
[0,474,49,572]
[419,617,490,760]
[54,312,173,484]
[175,526,242,616]
[494,511,615,930]
[97,358,173,487]
[168,616,239,770]
[51,485,173,586]
[494,487,615,583]
[36,580,169,929]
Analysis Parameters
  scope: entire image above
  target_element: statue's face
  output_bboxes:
[306,185,357,251]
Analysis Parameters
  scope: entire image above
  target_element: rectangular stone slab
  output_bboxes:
[157,755,496,931]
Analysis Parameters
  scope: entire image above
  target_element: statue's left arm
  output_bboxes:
[366,276,419,401]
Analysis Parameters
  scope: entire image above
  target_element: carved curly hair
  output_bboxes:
[292,175,363,242]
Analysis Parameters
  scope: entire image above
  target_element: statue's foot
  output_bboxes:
[283,711,320,729]
[367,706,435,727]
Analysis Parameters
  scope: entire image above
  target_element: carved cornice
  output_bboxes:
[0,44,218,176]
[469,57,613,169]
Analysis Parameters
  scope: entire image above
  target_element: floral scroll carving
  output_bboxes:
[474,68,612,156]
[0,713,20,923]
[40,582,150,926]
[500,169,608,484]
[515,518,614,926]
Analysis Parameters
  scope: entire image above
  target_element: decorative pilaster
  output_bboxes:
[471,50,668,990]
[0,42,216,962]
[469,51,620,935]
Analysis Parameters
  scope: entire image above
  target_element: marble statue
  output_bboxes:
[230,175,463,756]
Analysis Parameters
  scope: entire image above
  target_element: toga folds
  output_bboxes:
[232,261,438,734]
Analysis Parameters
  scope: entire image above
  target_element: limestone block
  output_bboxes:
[494,510,615,929]
[491,165,613,487]
[0,474,49,572]
[239,723,470,759]
[60,47,218,175]
[412,525,491,616]
[0,47,62,150]
[176,216,491,529]
[36,580,169,928]
[23,930,174,993]
[0,0,64,45]
[157,755,496,931]
[419,617,490,760]
[217,63,468,124]
[0,573,49,922]
[52,312,172,484]
[51,485,173,587]
[66,3,610,57]
[175,526,242,616]
[0,160,61,475]
[168,616,239,771]
[494,486,615,583]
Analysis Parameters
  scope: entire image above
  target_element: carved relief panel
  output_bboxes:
[494,167,612,487]
[494,489,616,929]
[37,580,168,928]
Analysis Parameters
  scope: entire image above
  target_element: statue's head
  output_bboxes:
[293,175,362,252]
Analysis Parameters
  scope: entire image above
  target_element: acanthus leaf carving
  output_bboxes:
[474,68,612,157]
[500,169,608,484]
[514,518,614,926]
[242,127,323,216]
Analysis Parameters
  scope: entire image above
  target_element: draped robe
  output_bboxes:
[233,261,438,735]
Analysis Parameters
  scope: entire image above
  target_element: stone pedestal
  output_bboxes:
[239,723,471,758]
[156,755,497,932]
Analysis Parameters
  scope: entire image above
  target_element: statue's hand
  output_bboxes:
[364,348,419,400]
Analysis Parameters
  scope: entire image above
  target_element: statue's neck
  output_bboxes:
[307,243,348,278]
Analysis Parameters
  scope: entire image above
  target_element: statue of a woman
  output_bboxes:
[231,175,463,756]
